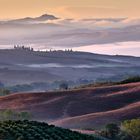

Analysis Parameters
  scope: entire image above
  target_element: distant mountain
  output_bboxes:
[35,14,59,21]
[1,14,58,24]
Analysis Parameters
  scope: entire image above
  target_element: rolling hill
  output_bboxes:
[0,120,101,140]
[0,49,140,89]
[0,82,140,129]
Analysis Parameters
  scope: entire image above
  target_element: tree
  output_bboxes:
[3,89,10,95]
[19,111,31,120]
[0,89,10,96]
[2,109,14,120]
[117,131,133,140]
[106,123,120,137]
[122,119,140,139]
[59,83,68,90]
[100,123,120,139]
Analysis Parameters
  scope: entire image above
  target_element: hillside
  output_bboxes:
[0,82,140,129]
[0,49,140,90]
[0,120,100,140]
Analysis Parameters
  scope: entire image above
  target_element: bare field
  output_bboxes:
[0,82,140,129]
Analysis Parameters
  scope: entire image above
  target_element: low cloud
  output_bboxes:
[0,14,140,50]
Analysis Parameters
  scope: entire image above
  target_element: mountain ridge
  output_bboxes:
[0,13,58,24]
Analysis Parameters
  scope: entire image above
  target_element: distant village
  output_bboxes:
[13,45,73,53]
[14,45,34,51]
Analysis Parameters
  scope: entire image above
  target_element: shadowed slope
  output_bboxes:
[0,49,140,86]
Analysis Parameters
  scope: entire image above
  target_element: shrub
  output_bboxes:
[59,83,68,90]
[118,76,140,84]
[100,123,120,139]
[121,119,140,139]
[0,110,31,121]
[0,89,10,96]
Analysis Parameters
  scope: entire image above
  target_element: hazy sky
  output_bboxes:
[0,0,140,19]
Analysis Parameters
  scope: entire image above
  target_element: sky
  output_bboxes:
[0,0,140,19]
